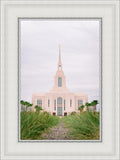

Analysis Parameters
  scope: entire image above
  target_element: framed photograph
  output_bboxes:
[19,18,101,142]
[0,0,119,159]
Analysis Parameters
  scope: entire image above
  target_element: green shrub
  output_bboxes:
[70,111,77,116]
[63,111,100,140]
[20,111,59,140]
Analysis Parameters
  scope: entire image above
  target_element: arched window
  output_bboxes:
[58,77,62,87]
[57,97,62,104]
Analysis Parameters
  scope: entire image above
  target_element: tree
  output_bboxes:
[29,103,33,107]
[91,100,98,111]
[85,102,91,111]
[20,100,33,112]
[24,101,29,111]
[20,100,24,107]
[35,105,42,112]
[20,100,26,111]
[81,105,84,111]
[25,102,33,111]
[78,105,84,112]
[20,100,24,105]
[78,107,81,112]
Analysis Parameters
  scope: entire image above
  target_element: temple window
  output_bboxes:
[37,100,42,107]
[58,77,62,87]
[70,99,72,107]
[57,97,62,104]
[78,100,83,108]
[64,100,65,106]
[54,100,56,106]
[48,99,50,107]
[54,100,56,110]
[64,100,65,110]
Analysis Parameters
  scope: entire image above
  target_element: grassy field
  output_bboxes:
[20,111,100,140]
[20,111,59,140]
[62,111,100,140]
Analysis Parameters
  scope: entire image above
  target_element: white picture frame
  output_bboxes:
[0,0,119,159]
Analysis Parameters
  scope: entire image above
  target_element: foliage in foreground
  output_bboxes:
[35,105,42,112]
[62,111,100,140]
[20,100,33,112]
[21,111,59,140]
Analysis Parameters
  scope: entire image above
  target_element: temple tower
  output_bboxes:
[50,45,69,93]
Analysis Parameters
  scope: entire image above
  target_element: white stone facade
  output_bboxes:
[32,45,88,116]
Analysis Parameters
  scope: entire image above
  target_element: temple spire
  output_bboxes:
[58,44,62,71]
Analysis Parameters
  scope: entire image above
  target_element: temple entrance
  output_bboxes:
[57,107,62,116]
[57,97,62,116]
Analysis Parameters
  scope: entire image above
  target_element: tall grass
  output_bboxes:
[21,111,59,140]
[62,111,100,140]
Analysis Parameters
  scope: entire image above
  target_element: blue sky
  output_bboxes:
[20,20,100,110]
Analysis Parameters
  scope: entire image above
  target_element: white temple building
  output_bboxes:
[32,45,88,116]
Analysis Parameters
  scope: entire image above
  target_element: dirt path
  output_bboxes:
[41,120,70,140]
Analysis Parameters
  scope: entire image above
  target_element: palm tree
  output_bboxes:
[25,102,33,112]
[20,100,24,107]
[24,101,29,111]
[78,105,84,112]
[78,106,81,112]
[81,105,84,111]
[35,105,42,112]
[20,100,24,105]
[91,100,98,111]
[30,103,33,107]
[27,103,33,111]
[20,100,26,111]
[85,102,91,111]
[20,100,33,112]
[29,103,33,111]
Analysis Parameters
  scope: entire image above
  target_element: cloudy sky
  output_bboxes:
[20,19,100,109]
